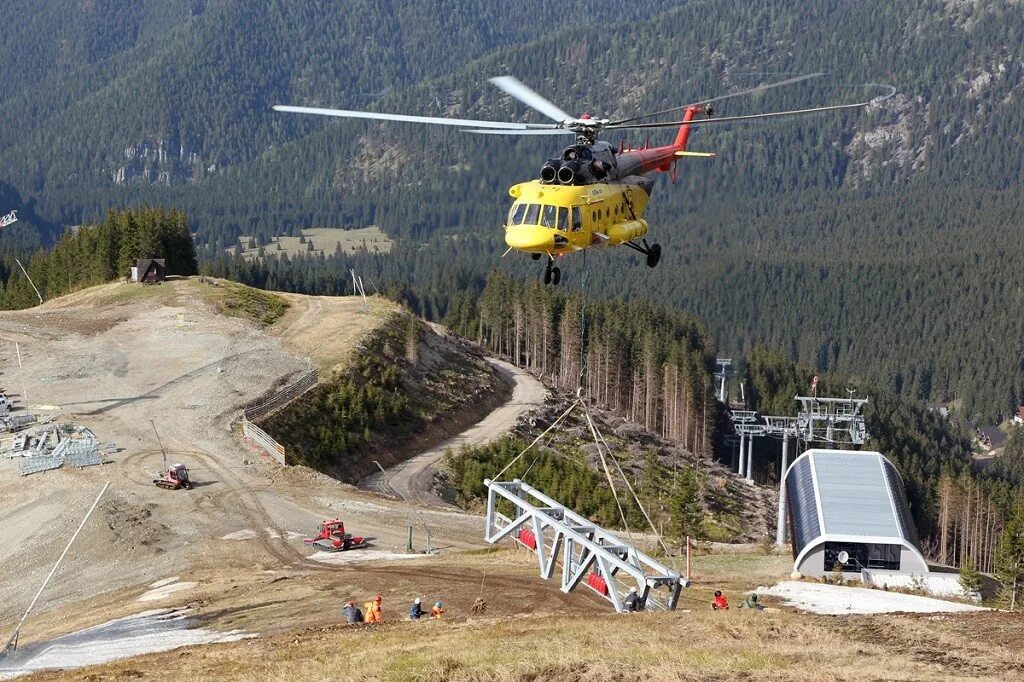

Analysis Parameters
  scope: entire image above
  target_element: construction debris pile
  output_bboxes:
[3,420,115,476]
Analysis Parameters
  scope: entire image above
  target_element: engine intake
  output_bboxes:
[557,162,578,185]
[540,161,560,184]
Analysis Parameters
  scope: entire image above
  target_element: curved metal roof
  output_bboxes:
[784,449,924,566]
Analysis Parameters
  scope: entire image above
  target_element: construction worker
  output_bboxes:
[623,586,643,613]
[365,595,384,624]
[739,593,765,611]
[431,601,446,620]
[409,597,424,620]
[342,600,363,625]
[472,597,486,614]
[711,590,729,610]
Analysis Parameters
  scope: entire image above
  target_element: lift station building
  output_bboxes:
[784,448,929,578]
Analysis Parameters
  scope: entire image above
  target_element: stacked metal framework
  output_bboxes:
[484,478,684,613]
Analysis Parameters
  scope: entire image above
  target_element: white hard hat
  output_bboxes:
[629,587,637,593]
[414,598,421,604]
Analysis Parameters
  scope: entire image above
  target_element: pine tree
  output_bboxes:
[959,556,982,598]
[667,468,702,549]
[996,504,1024,611]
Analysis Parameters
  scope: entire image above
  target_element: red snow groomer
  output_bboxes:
[304,519,366,552]
[153,463,193,490]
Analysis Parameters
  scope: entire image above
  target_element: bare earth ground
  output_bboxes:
[0,281,581,640]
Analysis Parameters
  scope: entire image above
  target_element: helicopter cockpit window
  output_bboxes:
[540,205,557,228]
[509,203,526,225]
[556,207,569,231]
[571,207,582,232]
[524,204,540,226]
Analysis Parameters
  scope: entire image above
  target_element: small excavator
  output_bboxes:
[304,519,366,552]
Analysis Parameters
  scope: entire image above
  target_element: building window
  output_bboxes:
[824,542,901,572]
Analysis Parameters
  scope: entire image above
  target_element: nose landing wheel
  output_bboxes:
[541,258,562,286]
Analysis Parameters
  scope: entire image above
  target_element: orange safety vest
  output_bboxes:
[365,601,383,623]
[430,607,445,620]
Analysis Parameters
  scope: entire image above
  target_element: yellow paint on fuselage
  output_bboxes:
[503,180,650,255]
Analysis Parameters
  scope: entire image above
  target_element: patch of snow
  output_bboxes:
[219,529,257,540]
[861,571,975,599]
[760,580,987,615]
[308,549,428,565]
[285,530,306,540]
[137,581,197,602]
[264,527,281,539]
[0,609,252,679]
[148,576,180,588]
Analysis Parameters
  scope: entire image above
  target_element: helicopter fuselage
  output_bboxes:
[503,106,703,255]
[504,177,653,254]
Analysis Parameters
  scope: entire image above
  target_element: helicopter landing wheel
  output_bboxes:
[551,267,561,286]
[646,244,662,268]
[531,253,542,261]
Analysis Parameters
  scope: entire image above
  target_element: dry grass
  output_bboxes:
[18,549,1024,681]
[30,603,1024,681]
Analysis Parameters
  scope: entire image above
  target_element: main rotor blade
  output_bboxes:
[612,73,825,125]
[273,105,558,130]
[488,76,573,123]
[607,85,896,130]
[461,128,575,136]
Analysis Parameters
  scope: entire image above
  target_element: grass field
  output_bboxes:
[232,226,393,259]
[23,548,1023,681]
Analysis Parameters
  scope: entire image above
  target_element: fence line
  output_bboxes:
[242,369,319,422]
[242,416,286,465]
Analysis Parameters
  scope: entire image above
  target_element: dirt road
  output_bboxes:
[358,359,547,506]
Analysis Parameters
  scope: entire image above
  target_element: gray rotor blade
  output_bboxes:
[273,105,557,130]
[488,76,573,123]
[608,85,896,130]
[612,73,825,125]
[461,128,575,136]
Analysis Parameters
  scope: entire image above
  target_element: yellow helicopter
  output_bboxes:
[276,76,892,285]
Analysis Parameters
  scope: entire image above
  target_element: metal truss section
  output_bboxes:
[794,396,869,445]
[484,478,684,613]
[19,455,63,476]
[67,450,103,468]
[729,410,757,423]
